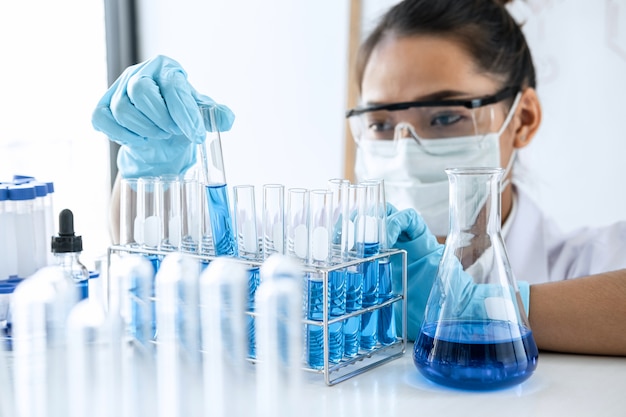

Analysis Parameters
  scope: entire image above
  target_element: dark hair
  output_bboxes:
[355,0,536,93]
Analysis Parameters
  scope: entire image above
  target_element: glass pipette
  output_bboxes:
[198,105,237,257]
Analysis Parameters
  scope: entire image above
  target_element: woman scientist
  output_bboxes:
[92,0,626,356]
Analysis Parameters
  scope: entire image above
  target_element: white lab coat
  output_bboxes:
[503,186,626,284]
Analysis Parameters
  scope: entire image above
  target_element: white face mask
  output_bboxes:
[354,93,520,236]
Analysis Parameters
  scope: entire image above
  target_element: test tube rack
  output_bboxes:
[106,245,407,386]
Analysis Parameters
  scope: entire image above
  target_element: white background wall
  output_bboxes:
[0,1,110,266]
[136,0,351,193]
[137,0,626,234]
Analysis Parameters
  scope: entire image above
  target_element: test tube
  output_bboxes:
[109,254,157,417]
[200,258,249,417]
[307,189,343,367]
[119,178,139,247]
[358,181,381,351]
[158,175,182,252]
[364,179,397,346]
[198,105,236,257]
[155,253,202,417]
[136,177,162,250]
[12,266,78,417]
[181,178,201,253]
[343,184,366,357]
[233,184,261,358]
[66,298,122,417]
[256,254,303,417]
[285,188,309,262]
[262,184,285,258]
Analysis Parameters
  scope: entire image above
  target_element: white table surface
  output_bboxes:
[298,343,626,417]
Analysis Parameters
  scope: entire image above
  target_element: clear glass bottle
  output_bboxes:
[413,167,538,390]
[51,209,89,300]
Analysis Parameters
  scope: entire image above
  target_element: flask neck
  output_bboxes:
[446,168,503,236]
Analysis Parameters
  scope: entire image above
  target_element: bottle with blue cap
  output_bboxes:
[51,208,89,300]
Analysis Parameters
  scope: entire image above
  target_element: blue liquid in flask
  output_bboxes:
[413,320,539,390]
[205,184,237,257]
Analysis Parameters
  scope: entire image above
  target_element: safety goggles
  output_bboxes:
[346,86,520,144]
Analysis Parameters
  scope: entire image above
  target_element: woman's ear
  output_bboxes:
[513,87,542,148]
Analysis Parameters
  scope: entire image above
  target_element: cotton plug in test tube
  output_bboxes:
[155,253,202,417]
[12,266,78,417]
[262,184,285,258]
[200,258,249,417]
[66,298,123,417]
[256,254,303,417]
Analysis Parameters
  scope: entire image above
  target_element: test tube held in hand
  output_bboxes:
[198,105,236,257]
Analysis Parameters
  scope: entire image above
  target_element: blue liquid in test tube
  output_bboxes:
[377,258,396,345]
[358,241,379,350]
[206,184,237,257]
[198,105,237,257]
[343,268,363,357]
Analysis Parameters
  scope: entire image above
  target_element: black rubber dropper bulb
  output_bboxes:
[51,208,83,254]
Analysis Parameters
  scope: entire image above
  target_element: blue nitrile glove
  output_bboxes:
[387,205,444,341]
[92,55,235,178]
[386,204,529,341]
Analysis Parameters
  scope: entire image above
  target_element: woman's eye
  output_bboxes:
[430,113,464,127]
[367,120,394,132]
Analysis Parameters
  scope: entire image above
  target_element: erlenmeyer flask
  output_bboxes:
[413,167,538,390]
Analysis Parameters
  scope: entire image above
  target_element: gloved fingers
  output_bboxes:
[93,61,173,145]
[194,92,236,133]
[385,202,399,217]
[386,208,428,245]
[91,105,150,147]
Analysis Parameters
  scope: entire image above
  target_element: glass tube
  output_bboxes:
[199,258,249,417]
[181,178,201,254]
[12,266,78,417]
[109,254,157,417]
[343,184,366,357]
[119,178,139,247]
[256,254,303,417]
[66,298,122,417]
[358,181,381,351]
[158,175,182,252]
[198,105,236,257]
[137,177,162,250]
[285,188,309,262]
[155,253,202,417]
[262,184,285,258]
